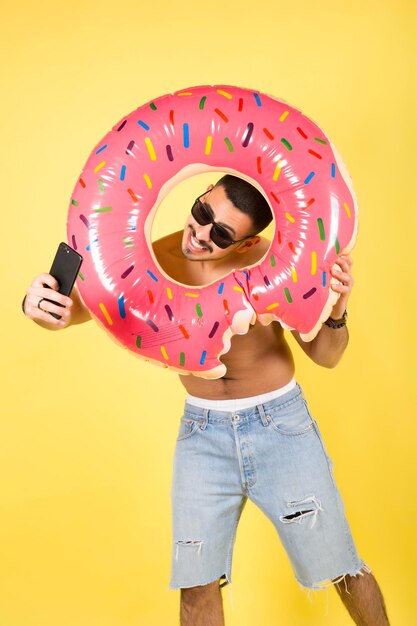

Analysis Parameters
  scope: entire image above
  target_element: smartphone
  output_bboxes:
[42,242,83,320]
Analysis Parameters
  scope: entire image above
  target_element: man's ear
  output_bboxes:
[235,236,261,253]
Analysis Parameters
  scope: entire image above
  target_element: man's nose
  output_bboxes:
[194,222,212,241]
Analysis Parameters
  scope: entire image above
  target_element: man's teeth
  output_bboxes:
[190,234,206,250]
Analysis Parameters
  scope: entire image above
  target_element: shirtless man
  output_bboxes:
[23,175,389,625]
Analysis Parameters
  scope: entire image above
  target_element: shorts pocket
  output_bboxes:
[267,396,314,436]
[176,416,201,441]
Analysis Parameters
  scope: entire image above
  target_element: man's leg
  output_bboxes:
[333,567,390,626]
[180,579,224,626]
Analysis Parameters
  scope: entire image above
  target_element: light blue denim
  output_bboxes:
[169,381,370,590]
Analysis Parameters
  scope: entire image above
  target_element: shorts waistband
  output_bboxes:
[185,377,297,412]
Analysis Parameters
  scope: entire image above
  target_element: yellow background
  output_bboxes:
[2,1,416,624]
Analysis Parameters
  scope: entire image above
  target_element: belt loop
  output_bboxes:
[257,403,270,427]
[199,408,209,430]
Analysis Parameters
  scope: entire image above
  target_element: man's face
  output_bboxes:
[181,184,256,262]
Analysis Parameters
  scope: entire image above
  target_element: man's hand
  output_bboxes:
[329,253,354,319]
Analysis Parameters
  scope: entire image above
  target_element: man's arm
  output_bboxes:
[291,324,348,369]
[290,253,353,368]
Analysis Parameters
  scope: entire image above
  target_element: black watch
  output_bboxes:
[324,308,348,328]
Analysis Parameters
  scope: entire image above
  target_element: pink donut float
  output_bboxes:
[66,84,358,379]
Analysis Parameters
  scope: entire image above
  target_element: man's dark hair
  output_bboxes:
[214,174,273,234]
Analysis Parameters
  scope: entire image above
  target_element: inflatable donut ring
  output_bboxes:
[66,84,358,379]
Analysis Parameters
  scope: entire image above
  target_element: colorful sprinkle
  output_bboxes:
[281,138,292,151]
[263,127,274,140]
[205,135,212,155]
[166,145,174,161]
[200,350,207,365]
[118,295,126,318]
[179,325,190,339]
[308,149,322,159]
[183,123,189,148]
[126,140,135,154]
[253,93,262,106]
[343,202,351,218]
[270,254,276,267]
[117,120,127,131]
[233,286,244,293]
[223,300,230,315]
[264,275,271,287]
[279,111,289,122]
[127,188,138,202]
[120,166,126,181]
[144,137,156,160]
[95,206,112,212]
[218,282,224,295]
[217,89,233,99]
[185,292,199,298]
[334,238,340,254]
[257,156,262,174]
[224,137,233,152]
[99,302,113,325]
[209,321,220,338]
[331,163,336,178]
[314,137,327,144]
[94,161,106,173]
[242,122,254,147]
[146,319,158,332]
[147,270,158,282]
[165,304,174,321]
[166,287,173,300]
[238,98,243,112]
[273,160,283,181]
[303,287,317,299]
[169,110,174,126]
[136,336,141,348]
[284,288,292,303]
[160,346,169,360]
[196,303,203,318]
[271,191,280,204]
[137,120,150,130]
[121,265,134,279]
[266,302,279,310]
[71,199,79,206]
[96,144,107,154]
[98,179,105,194]
[317,218,325,240]
[79,178,86,188]
[304,172,315,184]
[179,352,185,366]
[79,214,90,229]
[297,126,308,138]
[291,266,298,282]
[311,251,317,275]
[147,290,154,304]
[285,212,295,223]
[143,173,152,188]
[199,96,207,109]
[149,102,157,110]
[215,108,229,122]
[322,271,327,287]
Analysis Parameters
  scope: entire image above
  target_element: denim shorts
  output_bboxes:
[169,381,370,591]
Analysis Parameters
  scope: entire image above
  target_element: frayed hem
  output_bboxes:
[168,571,231,591]
[296,561,372,599]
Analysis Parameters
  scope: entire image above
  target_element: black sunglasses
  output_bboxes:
[191,191,255,249]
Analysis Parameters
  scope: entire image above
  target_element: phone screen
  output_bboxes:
[43,242,83,319]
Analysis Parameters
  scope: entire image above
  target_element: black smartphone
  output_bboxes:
[42,242,83,320]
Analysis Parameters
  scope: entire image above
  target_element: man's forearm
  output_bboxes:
[309,323,349,368]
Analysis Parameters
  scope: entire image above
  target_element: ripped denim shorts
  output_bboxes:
[169,381,370,591]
